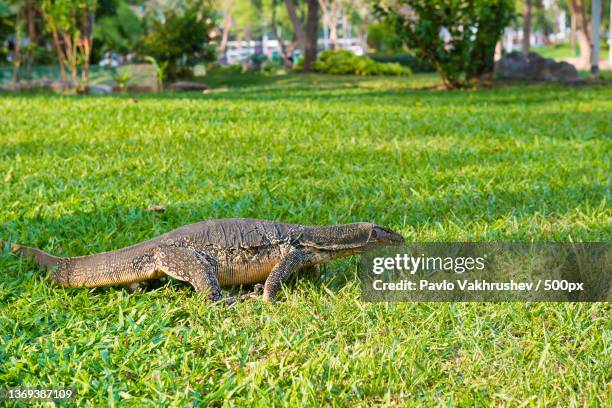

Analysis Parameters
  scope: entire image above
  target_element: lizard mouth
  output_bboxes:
[381,234,405,244]
[370,226,405,244]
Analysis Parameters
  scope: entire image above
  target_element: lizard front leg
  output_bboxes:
[154,246,222,301]
[263,249,307,302]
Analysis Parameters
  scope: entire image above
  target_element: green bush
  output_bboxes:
[140,2,216,80]
[306,50,412,76]
[367,22,404,54]
[248,53,267,72]
[377,0,514,88]
[219,64,244,74]
[369,53,434,73]
[262,61,285,75]
[94,1,142,57]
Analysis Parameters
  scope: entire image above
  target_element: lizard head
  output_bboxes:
[367,224,405,246]
[301,222,404,259]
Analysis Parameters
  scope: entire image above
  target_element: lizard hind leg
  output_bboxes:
[153,246,222,301]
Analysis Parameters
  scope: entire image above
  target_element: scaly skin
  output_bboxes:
[4,218,404,302]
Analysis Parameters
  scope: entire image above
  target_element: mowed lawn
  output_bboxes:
[0,75,610,406]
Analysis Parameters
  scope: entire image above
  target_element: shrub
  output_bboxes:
[94,1,142,57]
[304,50,412,76]
[140,2,216,80]
[247,53,267,72]
[369,53,434,73]
[205,63,245,77]
[367,22,404,54]
[42,0,98,93]
[262,61,285,75]
[221,64,244,74]
[377,0,514,88]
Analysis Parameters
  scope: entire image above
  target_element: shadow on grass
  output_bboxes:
[2,73,610,109]
[3,88,607,118]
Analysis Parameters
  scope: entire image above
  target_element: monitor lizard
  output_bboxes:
[3,218,404,302]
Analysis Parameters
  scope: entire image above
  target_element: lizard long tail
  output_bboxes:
[3,239,159,288]
[4,242,60,270]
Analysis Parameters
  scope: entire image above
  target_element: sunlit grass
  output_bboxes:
[0,75,610,405]
[533,43,610,62]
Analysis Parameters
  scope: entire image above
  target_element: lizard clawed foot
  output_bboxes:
[238,283,264,301]
[223,296,238,306]
[222,284,264,306]
[127,282,145,292]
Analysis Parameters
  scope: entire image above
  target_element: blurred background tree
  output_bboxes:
[366,20,403,54]
[0,0,610,91]
[140,0,217,79]
[93,0,142,61]
[378,0,515,88]
[41,0,98,92]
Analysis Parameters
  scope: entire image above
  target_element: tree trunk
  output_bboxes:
[271,0,294,67]
[319,0,338,50]
[26,1,38,44]
[219,13,232,56]
[47,19,69,90]
[13,8,23,90]
[284,0,307,53]
[609,0,612,67]
[466,1,509,86]
[523,0,532,55]
[342,11,350,49]
[590,0,601,76]
[78,12,95,92]
[570,0,592,67]
[570,12,576,49]
[494,40,502,60]
[219,0,234,59]
[303,0,319,72]
[357,2,368,54]
[79,37,91,92]
[24,0,39,80]
[62,32,79,92]
[329,1,338,50]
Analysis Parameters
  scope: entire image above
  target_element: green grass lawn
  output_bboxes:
[1,74,610,406]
